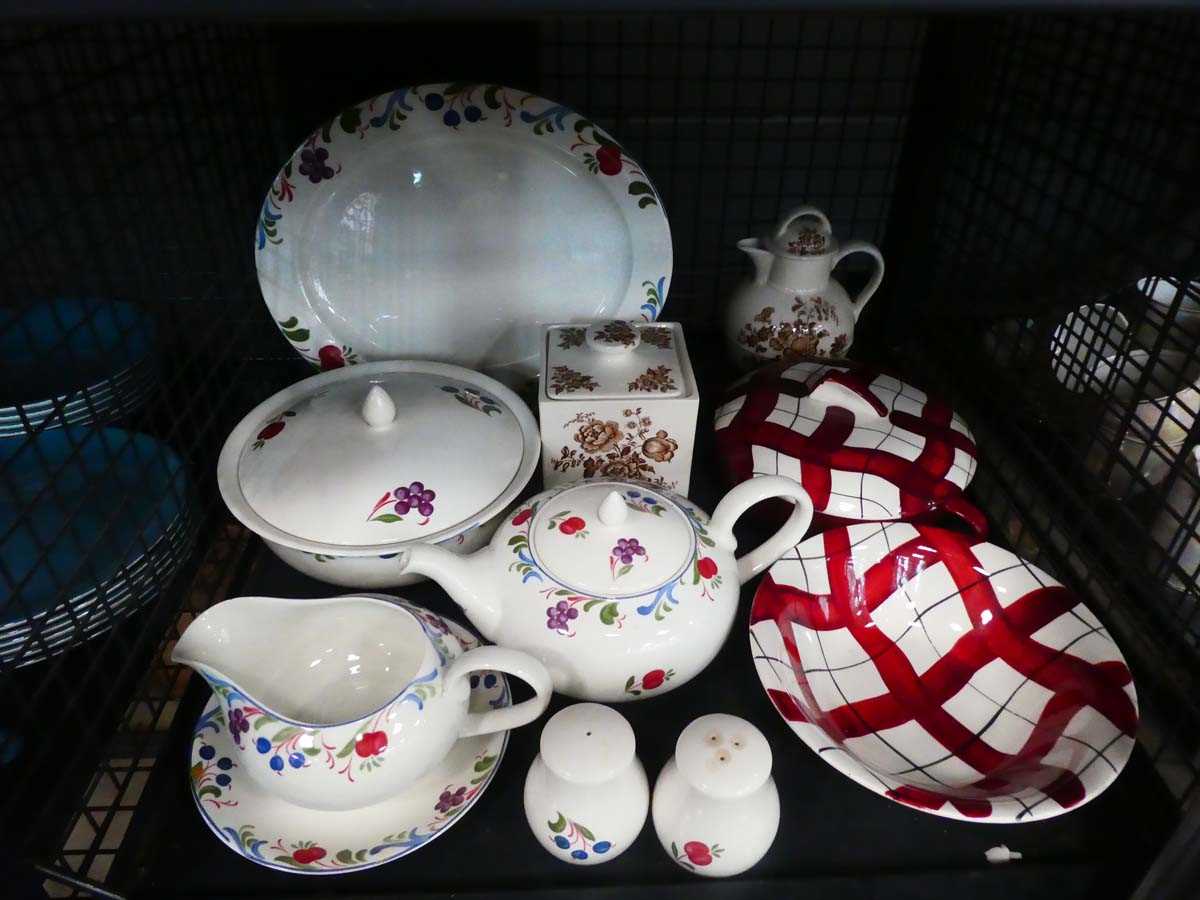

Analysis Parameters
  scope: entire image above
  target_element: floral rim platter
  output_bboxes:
[255,82,672,382]
[188,612,510,874]
[749,522,1138,823]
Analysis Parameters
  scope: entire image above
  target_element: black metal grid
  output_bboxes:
[884,11,1200,822]
[0,9,1196,899]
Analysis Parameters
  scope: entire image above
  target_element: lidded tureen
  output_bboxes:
[218,361,539,587]
[395,475,814,701]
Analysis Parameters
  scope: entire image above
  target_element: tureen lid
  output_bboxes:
[543,321,692,400]
[219,361,538,551]
[528,481,697,598]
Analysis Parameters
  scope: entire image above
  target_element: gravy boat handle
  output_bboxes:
[448,645,553,738]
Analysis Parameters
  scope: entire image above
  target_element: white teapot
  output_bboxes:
[724,205,884,369]
[396,477,813,701]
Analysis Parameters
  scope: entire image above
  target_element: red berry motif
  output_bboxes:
[697,557,719,579]
[595,144,622,176]
[684,841,713,866]
[292,846,326,864]
[641,669,667,690]
[257,421,285,441]
[512,508,533,527]
[355,730,388,758]
[318,344,345,370]
[559,516,587,535]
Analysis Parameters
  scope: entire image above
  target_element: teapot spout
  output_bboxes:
[397,544,503,638]
[737,237,773,286]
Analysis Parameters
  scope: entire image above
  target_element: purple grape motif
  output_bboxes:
[545,600,579,633]
[297,146,335,184]
[228,707,250,747]
[612,538,646,565]
[435,786,468,813]
[368,481,437,525]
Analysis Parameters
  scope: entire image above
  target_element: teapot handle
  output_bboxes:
[773,205,832,241]
[832,240,885,321]
[448,645,553,738]
[707,475,815,585]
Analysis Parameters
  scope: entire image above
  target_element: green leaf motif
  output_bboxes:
[617,564,633,578]
[548,812,567,833]
[198,785,222,799]
[335,849,354,864]
[372,513,404,523]
[578,824,596,841]
[507,535,526,546]
[474,754,496,773]
[443,81,472,97]
[671,841,679,857]
[303,746,321,757]
[599,602,620,625]
[279,316,299,329]
[339,106,362,134]
[270,726,303,745]
[582,599,604,611]
[484,85,502,110]
[625,675,635,690]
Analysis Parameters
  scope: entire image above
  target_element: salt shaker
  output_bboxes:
[523,703,649,865]
[652,713,779,877]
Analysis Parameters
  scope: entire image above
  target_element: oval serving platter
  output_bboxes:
[255,83,672,383]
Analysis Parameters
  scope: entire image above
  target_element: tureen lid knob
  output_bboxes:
[598,490,629,526]
[361,384,397,429]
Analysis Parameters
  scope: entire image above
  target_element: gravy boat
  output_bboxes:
[173,595,551,811]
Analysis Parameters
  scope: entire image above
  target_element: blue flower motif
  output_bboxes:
[594,841,612,853]
[255,737,271,754]
[554,835,570,849]
[269,755,284,772]
[199,744,215,761]
[571,849,588,860]
[215,773,231,787]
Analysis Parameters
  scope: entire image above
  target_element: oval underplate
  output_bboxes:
[749,522,1138,824]
[188,611,510,874]
[255,82,672,382]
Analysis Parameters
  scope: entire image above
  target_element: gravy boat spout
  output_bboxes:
[173,595,552,812]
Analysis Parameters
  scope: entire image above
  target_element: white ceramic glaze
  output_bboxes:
[396,476,814,701]
[751,522,1138,823]
[1049,303,1129,393]
[540,321,698,494]
[172,595,551,811]
[724,205,884,369]
[255,83,672,384]
[523,703,648,865]
[652,714,779,878]
[1150,446,1200,589]
[1084,349,1200,496]
[188,610,513,874]
[217,360,539,587]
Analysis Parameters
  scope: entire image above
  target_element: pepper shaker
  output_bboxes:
[652,713,779,877]
[523,703,649,865]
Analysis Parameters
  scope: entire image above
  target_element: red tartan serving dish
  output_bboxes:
[714,359,987,536]
[749,522,1138,823]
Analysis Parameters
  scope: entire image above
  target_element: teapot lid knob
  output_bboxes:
[598,490,629,526]
[361,384,396,429]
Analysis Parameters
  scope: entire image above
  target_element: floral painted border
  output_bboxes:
[256,83,671,367]
[504,486,722,635]
[189,616,510,875]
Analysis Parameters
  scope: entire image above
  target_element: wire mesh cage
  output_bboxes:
[0,8,1196,898]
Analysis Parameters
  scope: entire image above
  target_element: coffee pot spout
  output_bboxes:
[737,237,774,286]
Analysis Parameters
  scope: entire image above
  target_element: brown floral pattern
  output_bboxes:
[550,365,598,395]
[593,320,637,347]
[736,296,847,360]
[786,226,827,256]
[642,430,678,462]
[627,365,677,393]
[557,327,586,350]
[641,327,673,349]
[575,419,622,453]
[551,409,676,488]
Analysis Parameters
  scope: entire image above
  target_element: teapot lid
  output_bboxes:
[765,205,837,258]
[219,361,538,550]
[528,481,697,597]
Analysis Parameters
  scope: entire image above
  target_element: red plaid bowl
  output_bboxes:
[749,522,1138,823]
[715,359,986,537]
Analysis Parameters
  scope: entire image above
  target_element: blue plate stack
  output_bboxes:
[0,298,156,437]
[0,427,194,667]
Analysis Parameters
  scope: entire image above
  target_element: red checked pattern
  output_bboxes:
[749,522,1138,823]
[715,360,985,535]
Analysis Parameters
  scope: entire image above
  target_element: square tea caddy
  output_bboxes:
[539,321,698,493]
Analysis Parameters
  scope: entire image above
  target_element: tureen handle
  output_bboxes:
[707,475,815,585]
[446,645,553,738]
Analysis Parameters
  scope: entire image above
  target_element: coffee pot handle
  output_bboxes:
[833,240,885,321]
[448,645,553,738]
[707,475,815,585]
